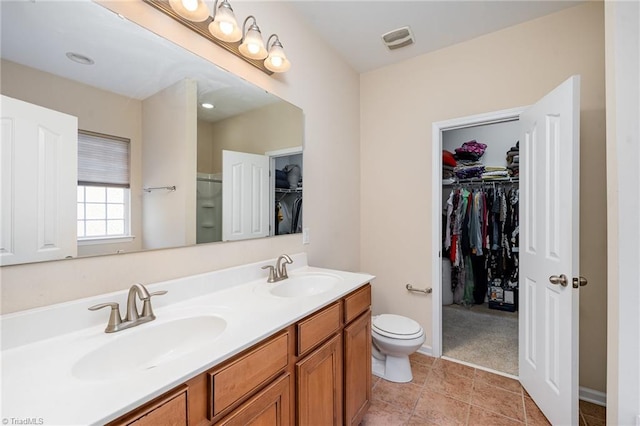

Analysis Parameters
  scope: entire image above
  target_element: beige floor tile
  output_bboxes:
[582,414,606,426]
[360,398,411,426]
[470,380,525,422]
[372,379,423,413]
[412,388,470,425]
[474,369,522,394]
[579,400,606,420]
[410,362,431,386]
[405,415,441,426]
[424,366,474,403]
[467,405,524,425]
[433,358,476,379]
[410,353,437,367]
[523,396,551,426]
[372,373,381,389]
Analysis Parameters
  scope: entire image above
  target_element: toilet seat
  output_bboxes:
[372,314,424,340]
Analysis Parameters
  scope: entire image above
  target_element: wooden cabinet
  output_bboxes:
[296,334,343,426]
[110,386,188,426]
[110,283,371,426]
[214,374,291,426]
[209,331,289,419]
[343,312,372,426]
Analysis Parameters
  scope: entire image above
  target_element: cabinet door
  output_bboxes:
[215,374,291,426]
[296,334,343,426]
[112,387,188,426]
[343,311,371,426]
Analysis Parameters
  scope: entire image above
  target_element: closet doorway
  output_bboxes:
[431,77,582,425]
[431,107,524,378]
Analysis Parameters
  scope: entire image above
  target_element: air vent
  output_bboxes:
[381,26,414,50]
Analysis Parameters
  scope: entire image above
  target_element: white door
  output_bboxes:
[0,95,78,265]
[519,76,581,425]
[222,150,269,241]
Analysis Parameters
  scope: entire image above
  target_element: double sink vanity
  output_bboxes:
[1,253,374,425]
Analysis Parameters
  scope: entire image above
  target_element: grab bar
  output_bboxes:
[406,283,432,294]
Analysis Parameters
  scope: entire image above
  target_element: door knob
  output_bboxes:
[572,276,588,288]
[549,274,568,287]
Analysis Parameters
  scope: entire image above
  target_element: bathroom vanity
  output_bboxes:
[0,254,373,425]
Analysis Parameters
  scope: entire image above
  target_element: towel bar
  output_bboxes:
[406,284,432,294]
[143,185,176,193]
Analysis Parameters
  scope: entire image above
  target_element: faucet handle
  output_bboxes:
[141,290,167,318]
[88,302,122,333]
[262,265,277,283]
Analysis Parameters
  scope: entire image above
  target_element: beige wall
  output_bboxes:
[360,2,607,392]
[0,1,361,313]
[0,59,144,256]
[198,101,303,175]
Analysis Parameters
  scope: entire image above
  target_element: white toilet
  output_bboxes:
[371,314,426,383]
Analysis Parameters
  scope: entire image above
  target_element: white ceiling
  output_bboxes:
[289,1,585,73]
[0,0,278,122]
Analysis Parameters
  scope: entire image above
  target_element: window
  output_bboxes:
[77,131,130,240]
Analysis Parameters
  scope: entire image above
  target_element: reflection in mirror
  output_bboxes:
[0,0,303,266]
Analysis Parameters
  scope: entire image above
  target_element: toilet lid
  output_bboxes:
[372,314,424,339]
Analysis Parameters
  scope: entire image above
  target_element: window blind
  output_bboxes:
[78,131,130,188]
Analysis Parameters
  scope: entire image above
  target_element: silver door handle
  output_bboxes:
[549,274,568,287]
[573,276,588,288]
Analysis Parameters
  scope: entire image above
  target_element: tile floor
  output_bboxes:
[361,353,607,426]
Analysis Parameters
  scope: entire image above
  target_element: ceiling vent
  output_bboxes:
[381,26,414,50]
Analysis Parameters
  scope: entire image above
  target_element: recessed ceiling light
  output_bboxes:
[66,52,95,65]
[201,102,214,109]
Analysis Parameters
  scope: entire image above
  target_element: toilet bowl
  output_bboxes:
[371,314,425,383]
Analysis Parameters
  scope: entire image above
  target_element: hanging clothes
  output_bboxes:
[443,184,519,306]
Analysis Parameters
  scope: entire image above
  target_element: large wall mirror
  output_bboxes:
[0,0,304,266]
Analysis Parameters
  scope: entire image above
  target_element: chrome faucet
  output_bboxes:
[262,254,293,283]
[89,283,167,333]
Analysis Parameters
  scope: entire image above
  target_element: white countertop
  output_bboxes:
[0,254,374,425]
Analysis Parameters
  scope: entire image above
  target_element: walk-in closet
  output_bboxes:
[441,119,520,376]
[273,152,303,236]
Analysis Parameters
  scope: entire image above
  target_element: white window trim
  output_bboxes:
[77,235,136,246]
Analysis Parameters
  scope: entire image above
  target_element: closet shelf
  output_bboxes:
[443,177,519,186]
[275,187,303,193]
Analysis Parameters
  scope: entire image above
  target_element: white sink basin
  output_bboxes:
[269,273,341,298]
[72,315,226,381]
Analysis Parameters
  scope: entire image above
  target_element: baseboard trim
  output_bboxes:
[417,346,607,407]
[579,386,606,407]
[417,345,433,357]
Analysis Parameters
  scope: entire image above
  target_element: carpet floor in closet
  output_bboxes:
[442,303,518,376]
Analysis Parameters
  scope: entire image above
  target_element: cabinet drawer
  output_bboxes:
[110,386,188,426]
[209,331,289,418]
[214,373,291,426]
[344,284,371,324]
[297,302,341,356]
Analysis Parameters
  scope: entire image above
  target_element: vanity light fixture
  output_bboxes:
[168,0,210,22]
[208,0,241,42]
[264,34,290,73]
[238,16,267,60]
[144,0,290,75]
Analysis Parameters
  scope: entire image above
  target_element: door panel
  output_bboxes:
[222,150,269,241]
[519,75,580,425]
[0,95,78,265]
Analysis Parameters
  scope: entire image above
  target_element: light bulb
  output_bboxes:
[248,43,260,55]
[181,0,198,12]
[219,21,233,35]
[270,56,283,67]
